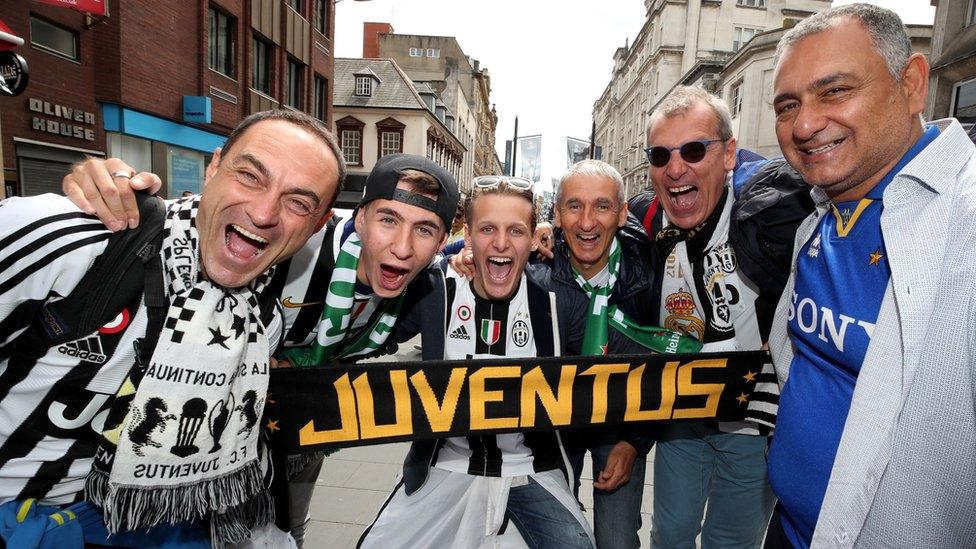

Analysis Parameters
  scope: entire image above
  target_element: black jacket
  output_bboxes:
[544,213,660,454]
[386,263,584,495]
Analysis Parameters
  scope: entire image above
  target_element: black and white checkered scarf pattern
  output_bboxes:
[87,196,274,544]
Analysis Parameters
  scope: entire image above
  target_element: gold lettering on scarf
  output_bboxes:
[410,369,466,432]
[579,363,630,423]
[625,361,678,421]
[674,359,726,419]
[520,365,576,427]
[469,367,521,430]
[299,373,359,444]
[354,371,413,438]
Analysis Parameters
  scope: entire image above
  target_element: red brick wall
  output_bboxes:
[362,22,392,59]
[1,2,103,175]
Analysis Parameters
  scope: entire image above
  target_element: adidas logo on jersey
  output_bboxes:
[57,336,107,364]
[449,325,471,340]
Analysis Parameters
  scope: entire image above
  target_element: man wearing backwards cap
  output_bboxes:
[61,152,459,546]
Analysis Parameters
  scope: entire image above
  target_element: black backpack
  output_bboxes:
[728,158,815,302]
[6,192,276,367]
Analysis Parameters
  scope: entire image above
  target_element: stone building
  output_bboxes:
[332,57,464,209]
[926,0,976,127]
[592,0,829,198]
[363,23,501,194]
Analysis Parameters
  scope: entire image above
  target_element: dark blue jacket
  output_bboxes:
[543,213,660,454]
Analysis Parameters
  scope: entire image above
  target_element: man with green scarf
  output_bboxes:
[550,159,698,549]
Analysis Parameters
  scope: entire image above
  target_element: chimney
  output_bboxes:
[363,22,393,58]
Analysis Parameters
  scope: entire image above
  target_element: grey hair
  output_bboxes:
[556,159,625,205]
[774,3,911,80]
[646,86,733,142]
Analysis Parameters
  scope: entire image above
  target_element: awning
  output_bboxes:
[33,0,107,17]
[0,18,25,52]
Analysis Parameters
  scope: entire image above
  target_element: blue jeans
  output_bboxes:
[570,444,646,549]
[507,477,593,549]
[651,423,774,549]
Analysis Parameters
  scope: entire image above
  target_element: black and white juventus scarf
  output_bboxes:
[87,197,274,544]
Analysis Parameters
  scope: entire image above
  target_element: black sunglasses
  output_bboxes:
[644,139,726,168]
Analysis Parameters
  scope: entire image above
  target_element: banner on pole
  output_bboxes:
[264,351,772,454]
[566,137,590,169]
[514,135,542,183]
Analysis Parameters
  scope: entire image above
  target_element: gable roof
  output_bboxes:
[335,58,427,109]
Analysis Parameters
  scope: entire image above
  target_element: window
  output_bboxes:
[737,0,766,7]
[315,0,328,34]
[314,76,328,121]
[733,26,760,51]
[341,130,362,164]
[426,48,440,58]
[952,77,976,123]
[969,0,976,26]
[288,0,303,13]
[30,15,77,60]
[380,131,402,157]
[286,58,303,108]
[208,7,235,78]
[252,37,271,94]
[729,80,743,117]
[355,76,372,96]
[409,47,422,57]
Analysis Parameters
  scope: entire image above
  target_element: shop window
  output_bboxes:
[208,7,235,78]
[30,15,78,61]
[252,37,272,94]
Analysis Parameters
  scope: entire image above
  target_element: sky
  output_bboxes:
[333,0,937,189]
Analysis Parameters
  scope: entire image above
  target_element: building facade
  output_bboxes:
[0,0,337,198]
[592,0,829,198]
[364,24,499,194]
[719,23,931,159]
[332,57,464,209]
[926,0,976,126]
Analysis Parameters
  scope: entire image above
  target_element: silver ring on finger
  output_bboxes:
[111,171,133,179]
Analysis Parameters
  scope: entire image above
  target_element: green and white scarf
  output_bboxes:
[280,230,403,367]
[573,238,702,356]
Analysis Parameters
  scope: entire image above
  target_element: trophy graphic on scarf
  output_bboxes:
[171,398,207,457]
[208,394,235,453]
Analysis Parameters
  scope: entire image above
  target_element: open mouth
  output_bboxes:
[667,184,699,210]
[485,256,514,282]
[225,224,268,259]
[803,138,844,156]
[378,264,409,291]
[575,234,601,248]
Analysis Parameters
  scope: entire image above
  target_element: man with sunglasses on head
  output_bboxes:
[359,175,594,548]
[628,86,778,548]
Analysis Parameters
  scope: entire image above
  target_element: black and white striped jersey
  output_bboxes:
[0,194,142,505]
[435,270,540,477]
[273,217,382,350]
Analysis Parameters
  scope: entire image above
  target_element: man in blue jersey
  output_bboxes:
[766,4,976,548]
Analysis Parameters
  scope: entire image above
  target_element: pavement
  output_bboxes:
[304,337,658,548]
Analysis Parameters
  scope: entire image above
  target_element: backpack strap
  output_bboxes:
[24,193,167,360]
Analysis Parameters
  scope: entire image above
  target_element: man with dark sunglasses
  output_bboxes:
[628,86,778,548]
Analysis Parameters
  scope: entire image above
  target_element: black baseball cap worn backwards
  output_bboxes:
[359,153,460,230]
